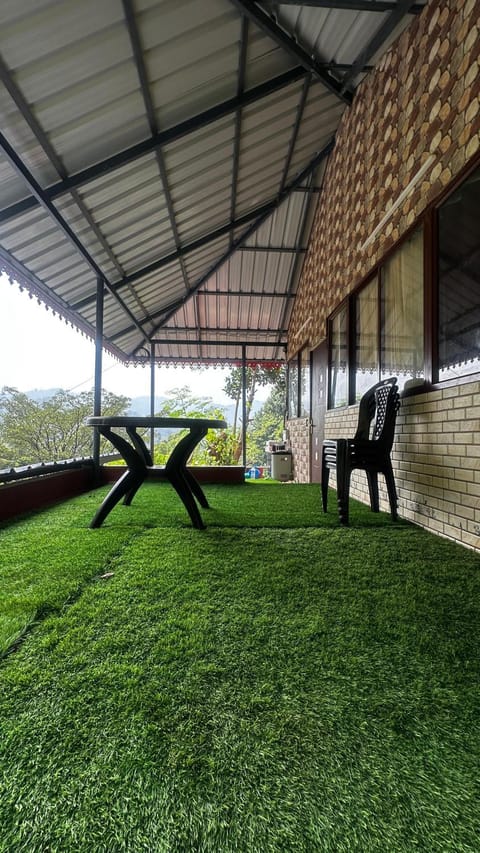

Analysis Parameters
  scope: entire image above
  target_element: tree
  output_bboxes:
[223,365,285,463]
[0,387,130,467]
[152,386,229,466]
[246,380,286,466]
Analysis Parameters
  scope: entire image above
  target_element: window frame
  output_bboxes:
[325,152,480,408]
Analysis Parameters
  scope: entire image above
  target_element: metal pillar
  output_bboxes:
[93,277,104,477]
[150,343,155,458]
[241,344,247,469]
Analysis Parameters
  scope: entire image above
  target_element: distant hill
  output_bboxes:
[23,390,263,426]
[25,388,62,402]
[128,396,263,425]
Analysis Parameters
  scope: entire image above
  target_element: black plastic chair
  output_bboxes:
[321,377,400,525]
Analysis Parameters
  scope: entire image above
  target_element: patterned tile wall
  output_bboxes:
[288,0,480,355]
[287,0,480,549]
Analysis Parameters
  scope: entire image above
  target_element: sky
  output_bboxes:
[0,273,243,404]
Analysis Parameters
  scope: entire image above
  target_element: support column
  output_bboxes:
[241,344,247,469]
[150,342,155,458]
[93,277,104,479]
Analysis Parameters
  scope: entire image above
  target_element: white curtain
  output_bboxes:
[381,228,424,380]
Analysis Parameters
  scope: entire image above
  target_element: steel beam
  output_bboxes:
[132,138,335,353]
[150,338,287,346]
[341,0,420,90]
[270,1,424,11]
[93,277,105,476]
[229,0,352,102]
[0,66,306,227]
[0,131,151,345]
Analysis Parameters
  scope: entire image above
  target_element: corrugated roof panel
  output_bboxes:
[182,236,231,282]
[47,92,149,175]
[0,108,59,200]
[244,27,297,89]
[163,116,235,175]
[174,199,233,248]
[0,0,424,363]
[140,0,241,128]
[1,0,124,69]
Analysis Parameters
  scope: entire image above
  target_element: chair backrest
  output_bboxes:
[354,377,400,448]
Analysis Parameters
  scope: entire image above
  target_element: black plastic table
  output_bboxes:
[86,416,227,529]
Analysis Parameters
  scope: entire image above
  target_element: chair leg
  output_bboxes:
[335,440,350,526]
[384,461,398,520]
[321,448,330,512]
[366,471,379,512]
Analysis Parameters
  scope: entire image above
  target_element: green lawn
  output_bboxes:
[0,483,479,852]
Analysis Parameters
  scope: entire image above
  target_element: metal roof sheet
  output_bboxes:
[0,0,427,365]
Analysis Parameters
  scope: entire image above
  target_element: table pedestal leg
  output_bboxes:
[89,427,147,528]
[165,427,209,528]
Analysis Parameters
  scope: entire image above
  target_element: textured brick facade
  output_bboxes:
[323,381,480,551]
[289,0,480,354]
[286,418,310,481]
[287,0,480,550]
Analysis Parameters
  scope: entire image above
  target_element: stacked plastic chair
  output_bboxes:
[321,377,400,525]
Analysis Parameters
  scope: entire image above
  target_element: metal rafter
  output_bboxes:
[151,335,286,344]
[230,16,249,247]
[239,246,307,253]
[122,0,192,319]
[277,175,319,348]
[229,0,353,102]
[269,1,425,11]
[0,130,150,344]
[341,0,420,90]
[132,138,334,354]
[279,74,312,195]
[0,66,306,227]
[0,52,125,282]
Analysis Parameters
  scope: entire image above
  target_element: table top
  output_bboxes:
[86,416,227,430]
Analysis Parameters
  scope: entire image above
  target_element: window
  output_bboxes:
[437,165,480,380]
[324,159,480,407]
[300,348,311,417]
[328,305,348,408]
[355,278,378,400]
[381,228,424,386]
[287,357,299,418]
[327,227,424,408]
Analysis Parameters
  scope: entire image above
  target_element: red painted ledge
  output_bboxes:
[0,465,245,522]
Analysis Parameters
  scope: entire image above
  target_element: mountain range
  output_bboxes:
[24,389,263,426]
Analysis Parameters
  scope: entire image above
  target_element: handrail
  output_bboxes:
[0,454,120,484]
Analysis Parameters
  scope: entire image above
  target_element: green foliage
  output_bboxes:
[152,386,228,465]
[222,366,286,463]
[247,381,286,465]
[0,387,130,467]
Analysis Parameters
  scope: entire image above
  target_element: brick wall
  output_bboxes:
[286,417,310,481]
[287,0,480,549]
[288,0,480,355]
[323,381,480,551]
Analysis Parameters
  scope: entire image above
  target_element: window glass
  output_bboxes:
[355,278,378,400]
[287,358,299,418]
[438,166,480,380]
[329,306,348,407]
[381,227,424,391]
[300,349,311,417]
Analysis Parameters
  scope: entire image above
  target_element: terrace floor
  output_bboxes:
[1,482,480,852]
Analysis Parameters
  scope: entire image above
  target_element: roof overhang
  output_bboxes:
[0,0,426,365]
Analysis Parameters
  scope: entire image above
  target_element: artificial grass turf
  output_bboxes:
[61,480,406,530]
[0,482,401,655]
[0,489,480,852]
[0,493,145,655]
